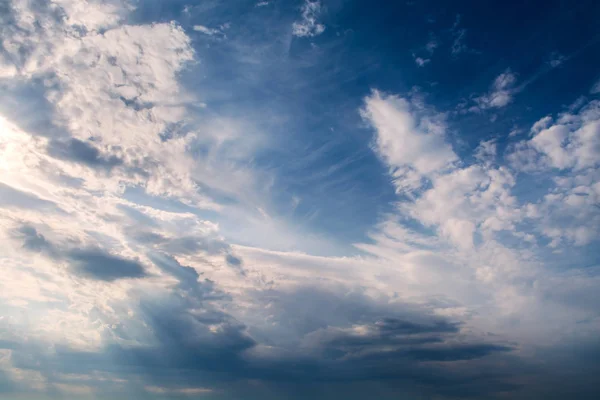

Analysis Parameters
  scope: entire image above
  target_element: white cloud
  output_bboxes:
[361,90,457,192]
[193,23,229,38]
[412,36,437,67]
[474,138,497,164]
[520,101,600,171]
[292,0,325,38]
[507,100,600,246]
[531,115,553,134]
[414,56,430,67]
[357,90,598,342]
[470,70,518,112]
[406,165,518,245]
[426,37,438,54]
[0,0,235,356]
[193,25,219,35]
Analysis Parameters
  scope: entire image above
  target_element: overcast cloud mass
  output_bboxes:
[0,0,599,399]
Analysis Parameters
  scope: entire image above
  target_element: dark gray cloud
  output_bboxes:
[4,284,516,399]
[47,138,123,170]
[3,279,600,399]
[130,230,167,244]
[0,371,16,395]
[163,235,230,255]
[148,252,199,285]
[17,225,53,253]
[15,225,148,281]
[3,227,524,397]
[147,251,222,298]
[68,249,147,281]
[225,253,243,267]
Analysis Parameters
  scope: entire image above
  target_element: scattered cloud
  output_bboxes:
[469,69,519,112]
[193,25,220,35]
[451,15,468,55]
[193,23,229,38]
[413,55,430,67]
[292,0,325,38]
[506,100,600,246]
[412,35,437,66]
[549,51,567,67]
[426,37,438,54]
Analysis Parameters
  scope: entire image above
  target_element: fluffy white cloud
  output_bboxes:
[510,100,600,172]
[361,91,458,192]
[531,115,553,133]
[505,101,600,248]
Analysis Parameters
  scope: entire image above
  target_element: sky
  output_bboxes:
[0,0,599,399]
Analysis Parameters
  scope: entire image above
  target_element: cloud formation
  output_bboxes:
[471,70,518,111]
[292,0,325,37]
[361,91,457,192]
[0,1,599,399]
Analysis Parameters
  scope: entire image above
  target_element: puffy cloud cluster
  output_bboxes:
[507,100,600,247]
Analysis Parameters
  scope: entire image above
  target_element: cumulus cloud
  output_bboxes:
[361,90,599,355]
[292,0,325,38]
[506,101,600,247]
[510,101,600,172]
[361,90,457,192]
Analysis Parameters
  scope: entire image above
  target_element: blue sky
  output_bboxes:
[0,0,599,399]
